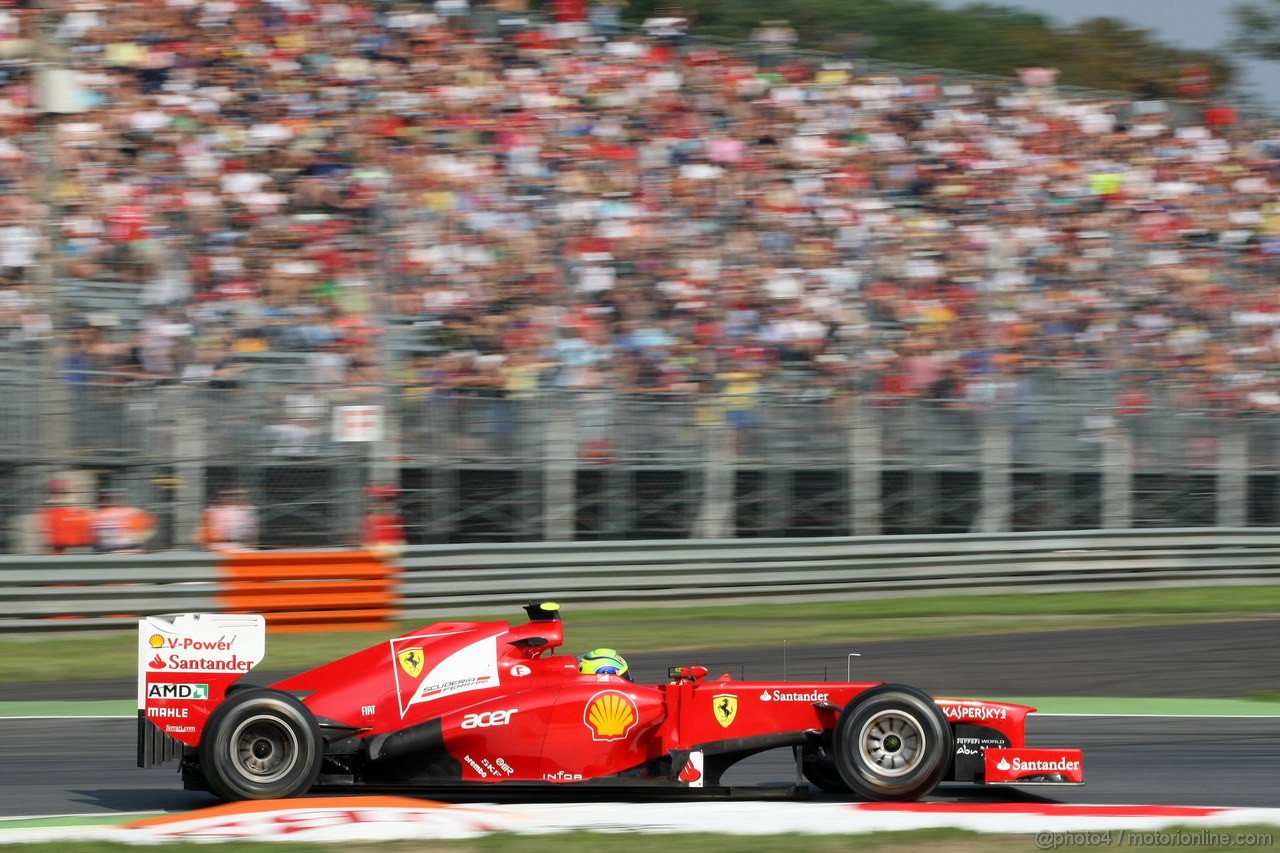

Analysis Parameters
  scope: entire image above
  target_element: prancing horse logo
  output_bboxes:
[397,648,424,679]
[713,694,738,728]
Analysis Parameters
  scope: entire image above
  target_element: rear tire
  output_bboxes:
[199,688,323,801]
[833,684,952,802]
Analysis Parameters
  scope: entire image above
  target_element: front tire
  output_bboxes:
[833,684,952,801]
[801,742,851,793]
[199,688,323,801]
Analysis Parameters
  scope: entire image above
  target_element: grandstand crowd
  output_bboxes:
[3,0,1280,415]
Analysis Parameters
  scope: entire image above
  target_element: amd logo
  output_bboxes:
[146,683,209,700]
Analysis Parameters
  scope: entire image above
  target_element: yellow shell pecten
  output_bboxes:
[587,692,636,739]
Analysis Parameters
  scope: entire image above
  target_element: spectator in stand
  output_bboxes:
[719,363,763,454]
[751,20,797,71]
[589,0,626,39]
[199,487,259,552]
[91,488,156,555]
[0,0,1275,433]
[103,187,152,283]
[436,0,471,33]
[0,208,38,282]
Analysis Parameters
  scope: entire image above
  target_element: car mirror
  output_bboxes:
[667,665,708,683]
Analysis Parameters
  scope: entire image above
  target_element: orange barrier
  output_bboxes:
[216,551,399,633]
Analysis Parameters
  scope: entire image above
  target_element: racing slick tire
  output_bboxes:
[198,688,323,801]
[832,684,953,802]
[800,743,851,793]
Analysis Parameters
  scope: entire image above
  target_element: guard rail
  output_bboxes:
[1,529,1278,633]
[395,528,1280,619]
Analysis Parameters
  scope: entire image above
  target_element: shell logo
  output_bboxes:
[584,690,638,741]
[148,634,165,649]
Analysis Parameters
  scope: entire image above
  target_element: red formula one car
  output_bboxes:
[137,603,1084,802]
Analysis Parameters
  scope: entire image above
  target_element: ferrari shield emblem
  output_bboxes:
[397,647,424,679]
[713,694,738,728]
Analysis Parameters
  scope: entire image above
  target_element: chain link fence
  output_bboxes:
[4,358,1280,553]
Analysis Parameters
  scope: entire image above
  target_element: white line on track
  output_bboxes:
[0,811,160,822]
[6,715,131,720]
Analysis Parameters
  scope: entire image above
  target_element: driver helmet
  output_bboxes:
[579,648,631,681]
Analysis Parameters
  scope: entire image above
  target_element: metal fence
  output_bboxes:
[6,361,1280,552]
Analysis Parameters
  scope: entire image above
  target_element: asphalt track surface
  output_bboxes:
[2,620,1277,818]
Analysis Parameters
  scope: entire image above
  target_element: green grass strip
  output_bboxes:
[995,696,1280,716]
[0,700,133,717]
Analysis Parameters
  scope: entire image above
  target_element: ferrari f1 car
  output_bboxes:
[137,603,1083,802]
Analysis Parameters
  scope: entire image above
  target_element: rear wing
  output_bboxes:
[137,613,267,767]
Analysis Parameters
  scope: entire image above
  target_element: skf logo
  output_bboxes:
[713,694,737,728]
[397,648,424,679]
[584,691,637,741]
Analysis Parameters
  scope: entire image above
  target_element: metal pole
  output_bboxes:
[173,387,206,547]
[1217,419,1248,528]
[543,393,576,541]
[694,413,734,539]
[1102,421,1134,529]
[978,411,1012,532]
[850,395,882,536]
[372,187,401,493]
[27,1,71,551]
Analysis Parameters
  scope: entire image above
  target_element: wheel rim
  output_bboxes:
[857,710,926,778]
[228,714,299,784]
